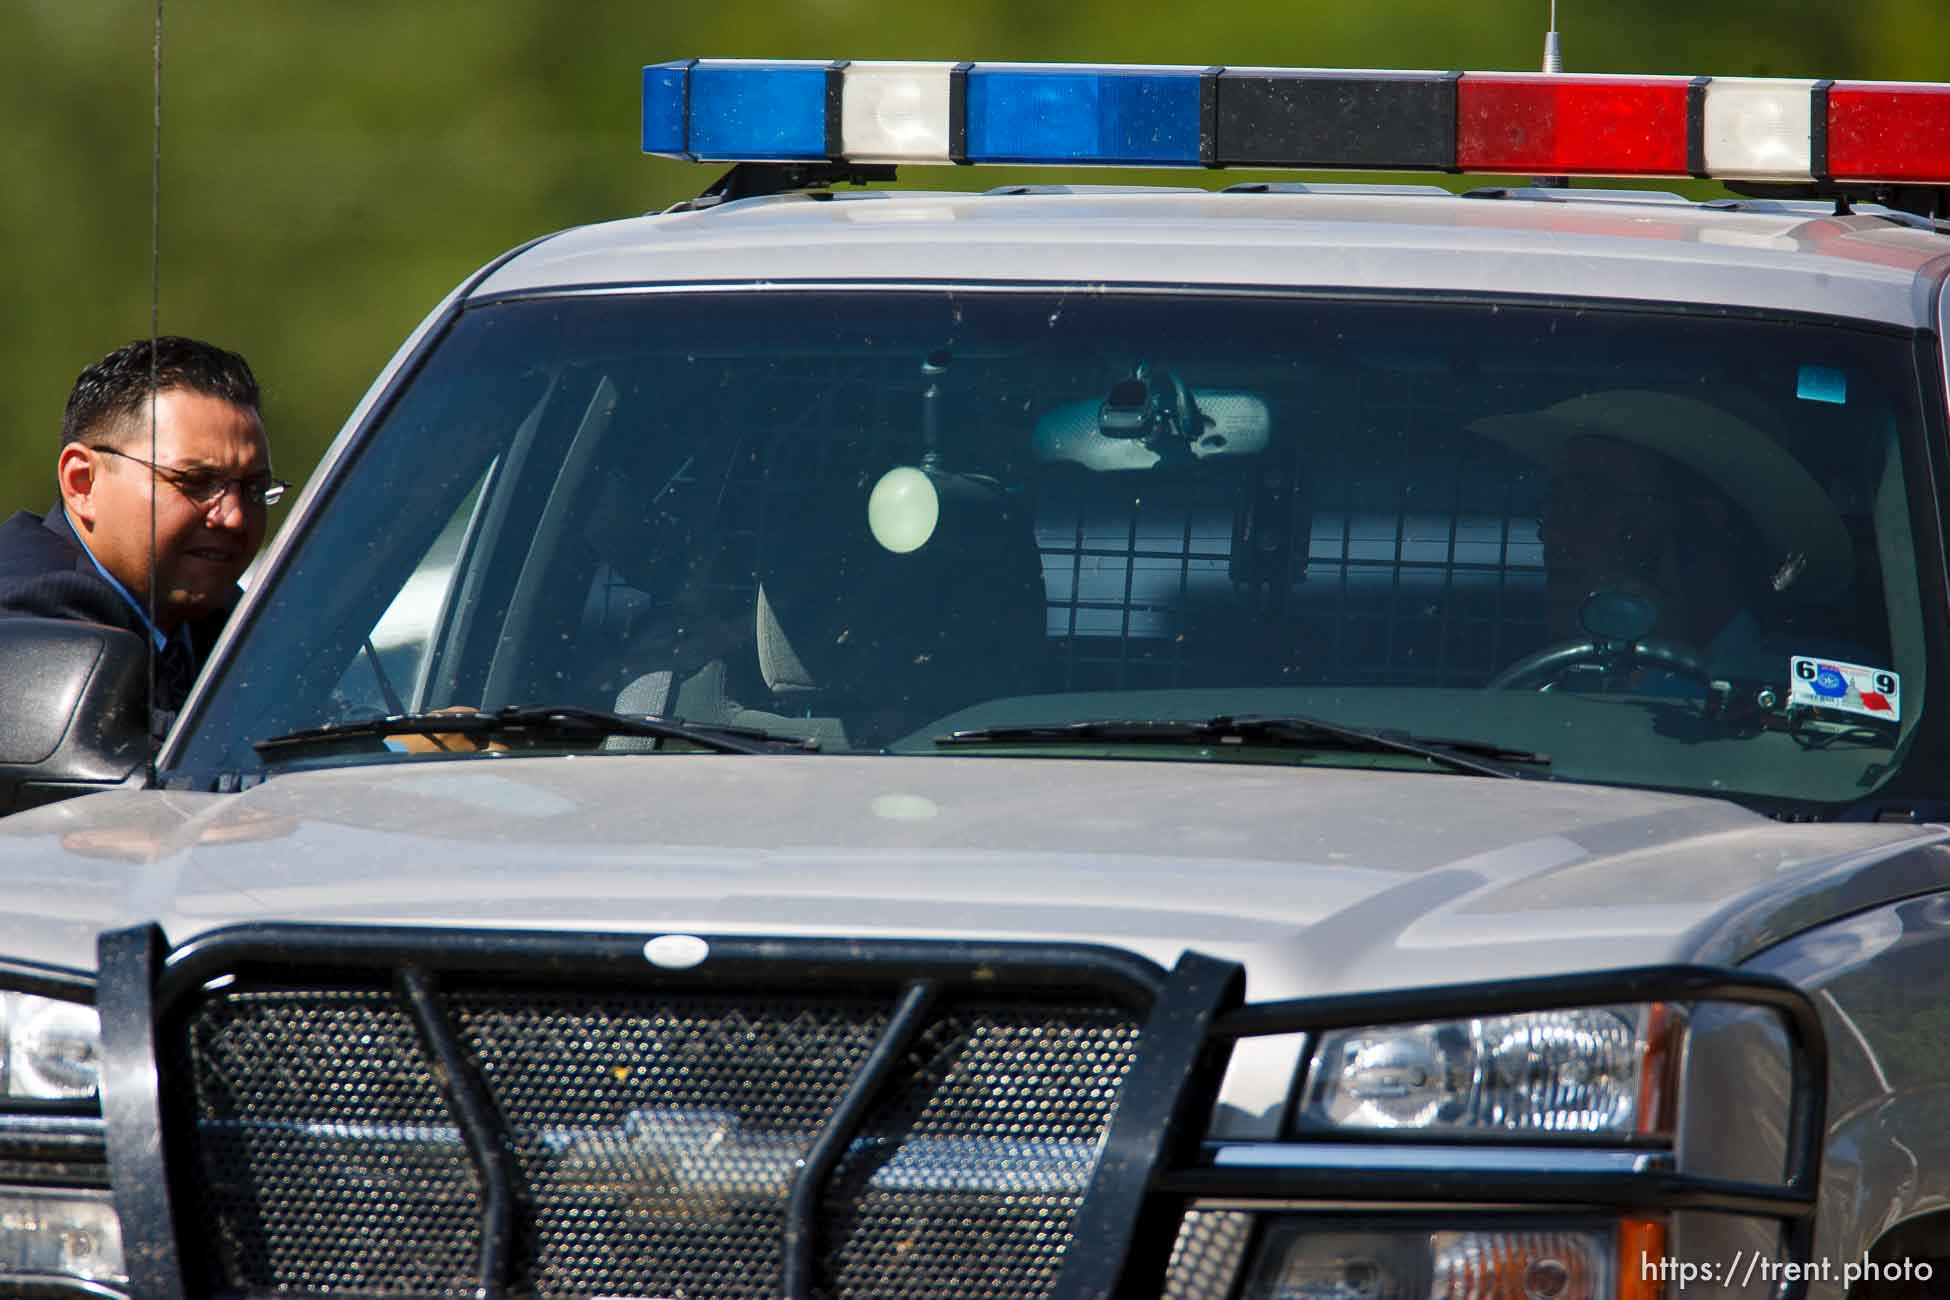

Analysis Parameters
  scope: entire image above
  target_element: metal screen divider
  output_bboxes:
[782,978,941,1299]
[1439,470,1462,683]
[1495,485,1515,671]
[1174,503,1193,689]
[1117,502,1139,688]
[1285,469,1306,681]
[1066,503,1085,688]
[1386,474,1408,677]
[398,965,517,1298]
[1335,486,1351,677]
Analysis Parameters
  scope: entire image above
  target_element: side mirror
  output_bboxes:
[0,620,151,816]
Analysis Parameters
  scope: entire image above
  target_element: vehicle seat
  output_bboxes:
[751,470,1049,747]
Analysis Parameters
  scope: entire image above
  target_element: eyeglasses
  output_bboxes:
[90,445,289,508]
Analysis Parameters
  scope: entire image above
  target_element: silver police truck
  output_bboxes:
[0,59,1948,1300]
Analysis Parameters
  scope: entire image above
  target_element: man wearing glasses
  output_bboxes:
[0,336,287,714]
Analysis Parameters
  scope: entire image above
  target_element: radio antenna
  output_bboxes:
[1542,0,1563,73]
[147,0,164,769]
[1531,1,1569,187]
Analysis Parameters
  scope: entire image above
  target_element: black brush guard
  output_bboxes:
[95,924,1826,1300]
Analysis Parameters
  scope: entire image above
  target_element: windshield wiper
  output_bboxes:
[255,705,817,761]
[935,713,1549,779]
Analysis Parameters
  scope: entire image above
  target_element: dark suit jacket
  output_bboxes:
[0,507,234,711]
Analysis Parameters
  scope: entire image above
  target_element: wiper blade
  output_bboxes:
[255,705,816,761]
[936,713,1549,779]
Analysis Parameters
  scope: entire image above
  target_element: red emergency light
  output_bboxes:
[1828,83,1950,183]
[1456,75,1695,176]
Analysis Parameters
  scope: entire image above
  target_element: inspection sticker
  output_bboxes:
[1791,657,1900,722]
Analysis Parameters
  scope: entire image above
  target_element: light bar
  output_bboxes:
[643,60,1950,187]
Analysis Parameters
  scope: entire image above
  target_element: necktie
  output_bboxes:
[156,636,196,713]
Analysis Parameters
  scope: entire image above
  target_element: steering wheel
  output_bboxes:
[1486,637,1712,691]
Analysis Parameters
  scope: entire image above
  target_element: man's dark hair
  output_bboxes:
[60,336,260,449]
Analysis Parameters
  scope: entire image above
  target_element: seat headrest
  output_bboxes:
[753,473,1047,720]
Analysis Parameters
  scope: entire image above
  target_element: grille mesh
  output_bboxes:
[821,1004,1140,1299]
[173,982,1147,1299]
[1162,1210,1256,1300]
[454,991,887,1299]
[181,988,480,1293]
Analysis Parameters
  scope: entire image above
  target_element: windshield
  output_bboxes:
[177,289,1941,810]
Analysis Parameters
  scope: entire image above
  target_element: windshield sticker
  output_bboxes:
[1796,364,1847,405]
[1791,657,1899,721]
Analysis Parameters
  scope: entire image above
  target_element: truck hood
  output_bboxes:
[3,754,1946,992]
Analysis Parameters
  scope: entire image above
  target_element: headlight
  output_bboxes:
[1297,1004,1683,1138]
[1245,1217,1664,1300]
[0,992,101,1101]
[0,1187,125,1283]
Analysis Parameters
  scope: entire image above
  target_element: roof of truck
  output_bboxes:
[473,186,1950,327]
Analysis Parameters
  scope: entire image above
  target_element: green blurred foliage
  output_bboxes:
[4,0,1947,527]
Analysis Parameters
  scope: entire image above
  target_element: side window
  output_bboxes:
[328,470,490,717]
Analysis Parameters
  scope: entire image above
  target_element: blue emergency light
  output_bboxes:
[642,58,1950,186]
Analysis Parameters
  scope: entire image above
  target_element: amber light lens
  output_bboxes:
[1634,1004,1686,1139]
[1432,1229,1609,1300]
[1617,1220,1669,1300]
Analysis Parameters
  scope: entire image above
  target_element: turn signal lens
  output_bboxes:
[1431,1229,1611,1300]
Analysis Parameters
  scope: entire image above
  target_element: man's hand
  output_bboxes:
[387,705,509,754]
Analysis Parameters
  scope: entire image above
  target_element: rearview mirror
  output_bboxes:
[0,620,151,816]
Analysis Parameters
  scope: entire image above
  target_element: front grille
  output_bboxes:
[103,927,1832,1300]
[167,974,1146,1299]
